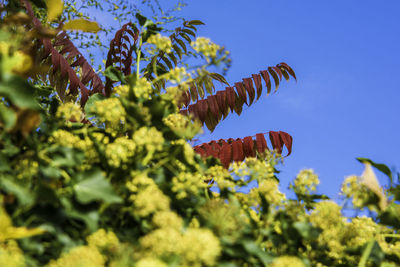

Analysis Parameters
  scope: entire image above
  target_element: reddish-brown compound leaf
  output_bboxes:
[255,133,268,153]
[207,95,220,118]
[226,87,236,110]
[279,131,293,156]
[252,74,263,100]
[260,70,272,95]
[235,82,247,105]
[272,66,283,81]
[243,136,256,158]
[197,99,208,123]
[232,139,245,162]
[278,62,297,80]
[269,131,283,154]
[219,142,232,168]
[243,78,255,105]
[268,67,280,93]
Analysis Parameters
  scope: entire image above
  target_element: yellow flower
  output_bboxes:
[133,78,152,99]
[152,211,182,230]
[47,246,105,267]
[191,37,220,59]
[139,228,182,257]
[136,258,167,267]
[178,228,221,266]
[0,240,25,267]
[105,136,136,168]
[56,102,82,122]
[147,33,172,53]
[270,256,305,267]
[291,169,319,195]
[94,98,126,132]
[172,172,206,199]
[127,173,170,217]
[87,229,119,253]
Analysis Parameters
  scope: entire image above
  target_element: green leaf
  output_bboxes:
[357,157,393,185]
[293,221,321,240]
[379,203,400,228]
[0,104,16,130]
[0,176,34,206]
[0,75,40,110]
[63,19,101,33]
[74,169,122,204]
[46,0,63,22]
[188,20,205,26]
[104,66,126,83]
[242,240,274,265]
[84,93,105,117]
[181,29,196,37]
[136,13,147,27]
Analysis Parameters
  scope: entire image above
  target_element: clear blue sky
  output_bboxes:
[178,0,400,199]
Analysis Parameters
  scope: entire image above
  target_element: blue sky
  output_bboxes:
[178,0,400,199]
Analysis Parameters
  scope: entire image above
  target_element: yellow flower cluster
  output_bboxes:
[16,158,38,179]
[205,165,233,190]
[50,130,97,162]
[132,127,164,153]
[341,175,371,209]
[139,227,220,267]
[309,201,346,259]
[165,67,189,84]
[191,37,220,59]
[270,256,305,267]
[251,179,286,206]
[0,41,32,74]
[134,78,152,99]
[291,169,320,195]
[94,98,126,132]
[147,33,172,53]
[163,113,201,139]
[172,172,207,199]
[0,240,25,267]
[47,246,105,267]
[127,173,170,217]
[112,85,129,97]
[0,207,43,267]
[345,217,378,247]
[105,136,136,168]
[179,228,221,266]
[86,229,119,253]
[152,211,183,230]
[245,157,276,181]
[136,258,167,267]
[56,102,82,122]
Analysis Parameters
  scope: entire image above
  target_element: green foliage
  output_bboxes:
[0,1,400,267]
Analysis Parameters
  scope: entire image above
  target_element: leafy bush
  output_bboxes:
[0,1,400,266]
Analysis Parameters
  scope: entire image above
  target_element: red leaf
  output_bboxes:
[234,82,247,105]
[197,99,208,123]
[279,131,293,156]
[219,142,232,168]
[268,67,280,93]
[232,139,245,162]
[255,133,268,153]
[216,91,228,119]
[252,74,263,100]
[260,70,272,95]
[278,62,297,80]
[226,87,236,110]
[243,78,255,105]
[243,136,255,158]
[269,131,283,154]
[207,95,220,118]
[272,66,283,80]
